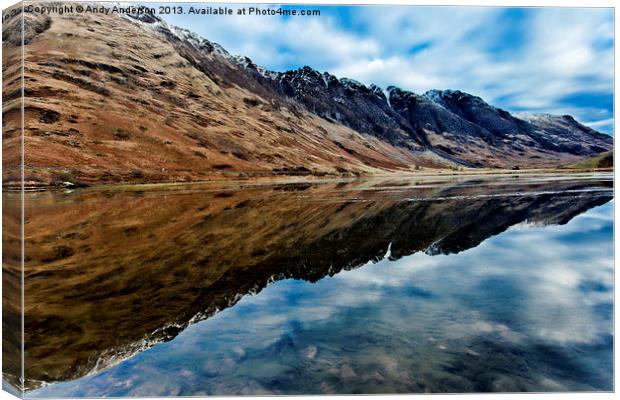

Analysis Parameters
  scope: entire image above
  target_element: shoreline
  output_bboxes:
[3,167,613,192]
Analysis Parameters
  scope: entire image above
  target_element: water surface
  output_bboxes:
[3,173,613,395]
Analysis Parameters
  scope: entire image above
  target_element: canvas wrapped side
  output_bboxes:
[2,1,25,397]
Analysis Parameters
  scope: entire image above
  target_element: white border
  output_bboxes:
[0,1,616,400]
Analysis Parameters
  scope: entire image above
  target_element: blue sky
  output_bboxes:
[159,4,614,134]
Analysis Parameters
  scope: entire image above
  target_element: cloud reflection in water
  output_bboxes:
[32,201,613,396]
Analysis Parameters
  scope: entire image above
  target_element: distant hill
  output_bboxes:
[568,150,613,169]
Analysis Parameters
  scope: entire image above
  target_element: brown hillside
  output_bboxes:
[3,10,446,187]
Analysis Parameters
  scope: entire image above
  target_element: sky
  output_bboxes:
[160,4,614,134]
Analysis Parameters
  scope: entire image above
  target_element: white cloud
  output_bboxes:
[163,5,613,132]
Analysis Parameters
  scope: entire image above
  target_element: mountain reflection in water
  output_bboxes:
[2,173,613,395]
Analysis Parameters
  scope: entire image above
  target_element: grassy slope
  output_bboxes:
[567,150,613,169]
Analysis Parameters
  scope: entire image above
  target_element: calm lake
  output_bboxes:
[4,173,613,396]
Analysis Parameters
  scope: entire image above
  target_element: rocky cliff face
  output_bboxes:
[264,67,421,148]
[1,8,613,185]
[425,90,612,156]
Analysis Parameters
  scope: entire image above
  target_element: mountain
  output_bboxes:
[1,7,613,186]
[5,176,612,390]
